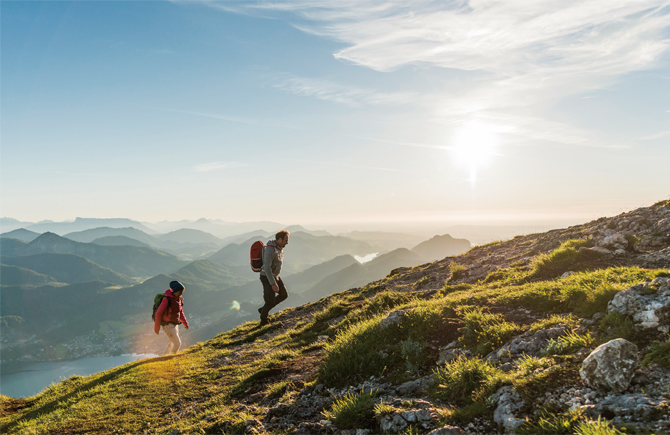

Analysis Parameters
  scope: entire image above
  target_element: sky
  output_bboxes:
[2,0,669,230]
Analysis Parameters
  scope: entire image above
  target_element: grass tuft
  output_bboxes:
[528,239,595,280]
[541,331,594,356]
[430,356,507,405]
[574,417,625,435]
[323,389,378,429]
[458,307,522,355]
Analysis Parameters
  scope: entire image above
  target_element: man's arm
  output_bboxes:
[154,298,168,334]
[262,246,277,286]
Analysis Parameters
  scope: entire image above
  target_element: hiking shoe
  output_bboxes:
[259,320,270,327]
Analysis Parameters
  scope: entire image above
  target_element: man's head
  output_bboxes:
[170,280,185,296]
[275,230,290,248]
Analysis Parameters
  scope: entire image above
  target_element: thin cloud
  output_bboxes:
[284,158,415,173]
[194,162,245,172]
[273,75,417,107]
[639,130,670,140]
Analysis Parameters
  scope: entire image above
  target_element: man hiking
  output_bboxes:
[154,280,189,355]
[258,230,290,327]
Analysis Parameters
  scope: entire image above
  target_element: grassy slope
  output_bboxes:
[2,242,668,434]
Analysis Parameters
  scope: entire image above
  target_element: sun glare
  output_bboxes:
[450,121,500,183]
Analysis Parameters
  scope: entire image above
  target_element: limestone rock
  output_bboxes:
[607,278,670,332]
[381,310,406,328]
[376,407,438,432]
[581,394,670,420]
[395,375,435,396]
[427,427,465,435]
[596,232,629,251]
[437,344,472,365]
[491,386,526,432]
[580,339,638,393]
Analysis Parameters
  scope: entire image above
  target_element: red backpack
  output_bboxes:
[250,241,265,272]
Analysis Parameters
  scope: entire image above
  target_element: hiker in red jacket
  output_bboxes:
[154,280,189,355]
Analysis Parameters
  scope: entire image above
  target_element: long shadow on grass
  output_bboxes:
[2,355,179,432]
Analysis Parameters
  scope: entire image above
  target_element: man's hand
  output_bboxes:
[185,325,189,330]
[272,283,279,293]
[154,330,159,335]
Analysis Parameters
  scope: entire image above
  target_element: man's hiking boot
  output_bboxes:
[259,319,270,327]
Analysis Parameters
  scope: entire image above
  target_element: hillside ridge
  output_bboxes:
[1,200,669,435]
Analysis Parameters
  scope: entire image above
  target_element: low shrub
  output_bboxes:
[542,331,594,356]
[323,389,378,429]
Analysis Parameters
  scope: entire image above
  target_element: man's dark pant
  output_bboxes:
[259,275,288,323]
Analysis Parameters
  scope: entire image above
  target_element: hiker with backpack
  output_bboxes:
[251,230,290,327]
[153,280,189,355]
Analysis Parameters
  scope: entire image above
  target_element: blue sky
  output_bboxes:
[2,0,669,229]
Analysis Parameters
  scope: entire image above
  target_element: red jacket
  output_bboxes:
[154,288,188,333]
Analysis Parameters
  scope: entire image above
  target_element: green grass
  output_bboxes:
[3,263,668,435]
[323,389,378,429]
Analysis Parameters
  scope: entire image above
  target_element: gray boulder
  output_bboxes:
[607,278,670,333]
[580,339,638,393]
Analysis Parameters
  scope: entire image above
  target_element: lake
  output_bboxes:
[0,353,159,398]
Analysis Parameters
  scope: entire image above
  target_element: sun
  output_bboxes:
[450,120,501,183]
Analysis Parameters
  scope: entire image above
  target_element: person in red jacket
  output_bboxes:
[154,280,189,355]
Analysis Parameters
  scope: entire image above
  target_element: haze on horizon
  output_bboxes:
[2,1,669,227]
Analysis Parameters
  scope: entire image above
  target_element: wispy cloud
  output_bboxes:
[194,162,245,172]
[190,0,670,147]
[284,157,415,173]
[273,75,417,107]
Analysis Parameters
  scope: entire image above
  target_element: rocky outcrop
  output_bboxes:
[485,325,568,363]
[580,339,638,393]
[607,277,670,333]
